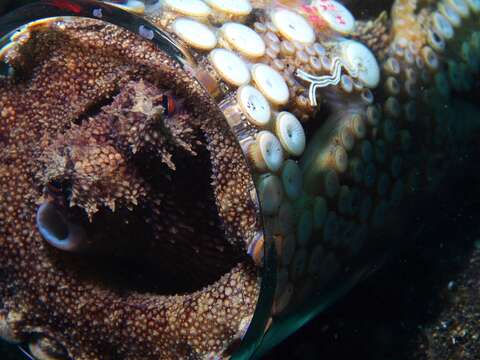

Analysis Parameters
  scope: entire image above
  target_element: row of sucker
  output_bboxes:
[144,0,480,323]
[143,0,383,319]
[123,0,480,329]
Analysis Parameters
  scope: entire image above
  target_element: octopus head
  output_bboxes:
[0,15,261,360]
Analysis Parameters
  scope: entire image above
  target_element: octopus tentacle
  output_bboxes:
[0,0,479,359]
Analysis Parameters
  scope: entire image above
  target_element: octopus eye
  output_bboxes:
[162,94,176,116]
[36,203,87,253]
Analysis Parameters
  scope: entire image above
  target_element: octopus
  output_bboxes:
[0,0,478,359]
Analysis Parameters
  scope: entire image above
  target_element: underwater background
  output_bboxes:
[1,1,480,359]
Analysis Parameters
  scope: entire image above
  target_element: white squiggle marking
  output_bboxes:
[296,57,358,107]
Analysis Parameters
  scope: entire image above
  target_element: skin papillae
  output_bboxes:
[0,16,261,360]
[0,0,479,359]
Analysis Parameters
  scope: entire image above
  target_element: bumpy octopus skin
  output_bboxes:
[0,18,261,360]
[1,0,480,359]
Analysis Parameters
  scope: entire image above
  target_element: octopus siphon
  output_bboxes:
[0,0,479,359]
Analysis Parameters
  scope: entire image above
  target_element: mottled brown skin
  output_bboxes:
[353,11,391,60]
[0,18,260,359]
